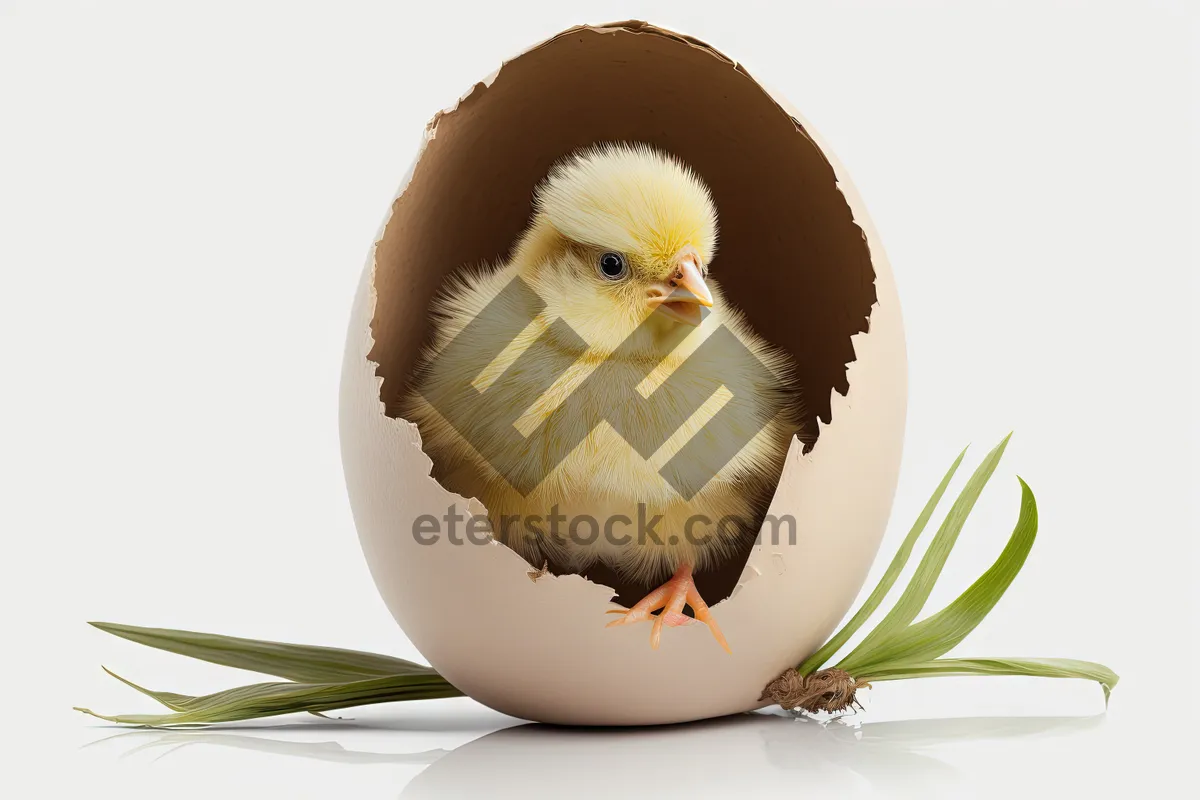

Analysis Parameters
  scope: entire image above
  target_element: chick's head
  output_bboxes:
[517,143,721,352]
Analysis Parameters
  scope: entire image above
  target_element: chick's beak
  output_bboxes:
[647,253,713,327]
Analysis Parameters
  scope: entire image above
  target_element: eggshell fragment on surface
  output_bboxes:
[339,20,907,726]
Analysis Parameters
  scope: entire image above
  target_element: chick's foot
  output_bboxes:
[605,563,731,653]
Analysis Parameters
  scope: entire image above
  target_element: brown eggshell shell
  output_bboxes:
[339,21,907,725]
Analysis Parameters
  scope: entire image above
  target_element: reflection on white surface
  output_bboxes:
[402,712,1104,798]
[87,729,450,766]
[83,709,1106,799]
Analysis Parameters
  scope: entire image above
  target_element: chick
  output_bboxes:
[403,144,802,652]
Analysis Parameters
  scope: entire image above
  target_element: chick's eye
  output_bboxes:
[598,252,628,280]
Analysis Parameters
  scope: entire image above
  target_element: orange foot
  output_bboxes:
[605,563,731,653]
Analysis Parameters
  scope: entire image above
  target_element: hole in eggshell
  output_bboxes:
[367,22,877,607]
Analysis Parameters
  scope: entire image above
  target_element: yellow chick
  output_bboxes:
[402,143,802,652]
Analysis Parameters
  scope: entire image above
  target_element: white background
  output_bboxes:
[1,1,1196,797]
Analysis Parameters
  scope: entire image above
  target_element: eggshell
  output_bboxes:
[339,21,907,726]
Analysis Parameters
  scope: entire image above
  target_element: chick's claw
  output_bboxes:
[605,563,731,654]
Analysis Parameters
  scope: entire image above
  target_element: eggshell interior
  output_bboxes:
[340,21,907,726]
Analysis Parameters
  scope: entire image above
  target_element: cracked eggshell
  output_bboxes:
[339,21,907,726]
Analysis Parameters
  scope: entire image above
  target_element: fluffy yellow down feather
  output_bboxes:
[402,144,802,587]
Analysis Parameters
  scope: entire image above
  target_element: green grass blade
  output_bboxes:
[857,657,1118,703]
[797,447,968,675]
[75,671,463,727]
[843,477,1037,674]
[836,434,1011,670]
[89,622,437,682]
[98,666,194,711]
